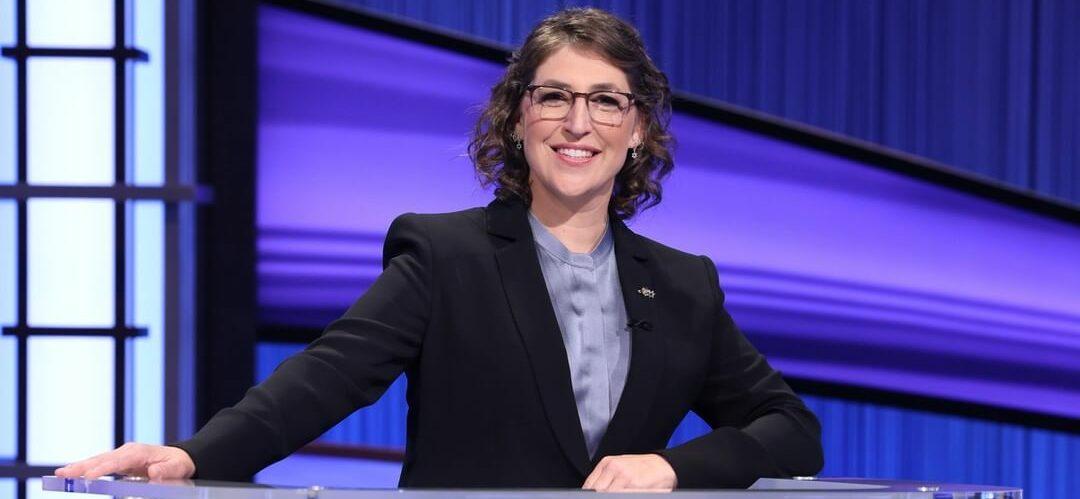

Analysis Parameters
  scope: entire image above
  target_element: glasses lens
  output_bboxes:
[533,87,572,120]
[588,92,630,126]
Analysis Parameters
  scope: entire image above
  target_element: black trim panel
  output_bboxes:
[0,462,64,480]
[1,46,147,61]
[0,184,212,202]
[2,327,147,338]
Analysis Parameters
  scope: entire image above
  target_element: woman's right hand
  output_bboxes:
[54,443,196,481]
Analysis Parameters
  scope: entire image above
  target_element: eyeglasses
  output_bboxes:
[525,84,636,127]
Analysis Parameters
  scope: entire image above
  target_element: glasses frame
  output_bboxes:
[524,84,637,126]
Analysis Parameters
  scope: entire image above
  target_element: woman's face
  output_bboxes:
[516,45,642,211]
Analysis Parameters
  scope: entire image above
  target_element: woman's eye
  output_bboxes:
[539,92,569,103]
[592,95,621,108]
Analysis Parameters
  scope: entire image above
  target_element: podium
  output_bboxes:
[42,475,1022,498]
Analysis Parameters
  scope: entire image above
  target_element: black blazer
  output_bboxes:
[175,197,823,488]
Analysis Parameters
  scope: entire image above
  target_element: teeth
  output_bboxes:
[556,148,596,158]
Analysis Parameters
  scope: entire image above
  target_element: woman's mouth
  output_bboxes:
[551,146,599,165]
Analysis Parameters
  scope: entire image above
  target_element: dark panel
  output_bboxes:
[196,0,258,431]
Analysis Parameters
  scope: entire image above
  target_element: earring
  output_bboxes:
[516,140,523,150]
[630,147,639,159]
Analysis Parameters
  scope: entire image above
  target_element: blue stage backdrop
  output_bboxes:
[253,2,1079,497]
[340,0,1080,206]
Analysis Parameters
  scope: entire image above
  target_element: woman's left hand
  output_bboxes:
[582,453,678,492]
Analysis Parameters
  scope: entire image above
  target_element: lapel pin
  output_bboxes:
[637,286,655,299]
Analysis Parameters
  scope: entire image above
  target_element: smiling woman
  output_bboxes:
[515,46,645,248]
[56,7,823,492]
[470,8,674,224]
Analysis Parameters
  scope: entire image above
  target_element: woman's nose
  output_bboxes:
[562,98,592,135]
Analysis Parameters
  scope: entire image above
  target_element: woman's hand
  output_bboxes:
[54,442,196,481]
[582,453,678,492]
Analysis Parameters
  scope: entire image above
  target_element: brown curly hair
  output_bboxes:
[468,8,674,220]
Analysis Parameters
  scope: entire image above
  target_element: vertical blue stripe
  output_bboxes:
[796,395,1080,498]
[0,0,14,185]
[256,342,408,447]
[133,0,164,187]
[131,0,167,446]
[132,201,164,444]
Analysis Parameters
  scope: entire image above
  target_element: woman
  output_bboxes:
[56,8,823,491]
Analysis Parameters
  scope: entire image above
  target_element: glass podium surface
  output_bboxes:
[41,476,1022,498]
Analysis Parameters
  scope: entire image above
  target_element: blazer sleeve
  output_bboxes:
[171,214,432,481]
[657,255,823,489]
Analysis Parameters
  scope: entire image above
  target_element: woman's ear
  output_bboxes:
[513,109,525,140]
[514,100,528,140]
[632,118,646,148]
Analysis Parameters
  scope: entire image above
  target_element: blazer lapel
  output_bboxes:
[486,198,591,476]
[594,216,666,459]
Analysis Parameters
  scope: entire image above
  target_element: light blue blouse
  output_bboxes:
[527,212,631,458]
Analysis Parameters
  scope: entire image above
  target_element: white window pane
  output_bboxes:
[28,59,115,186]
[28,199,115,327]
[0,58,14,184]
[27,337,115,465]
[133,0,164,186]
[0,335,12,459]
[132,201,163,444]
[0,201,15,458]
[27,0,113,48]
[0,200,14,329]
[0,0,11,182]
[0,0,15,45]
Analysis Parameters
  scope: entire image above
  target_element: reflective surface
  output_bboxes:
[41,476,1023,498]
